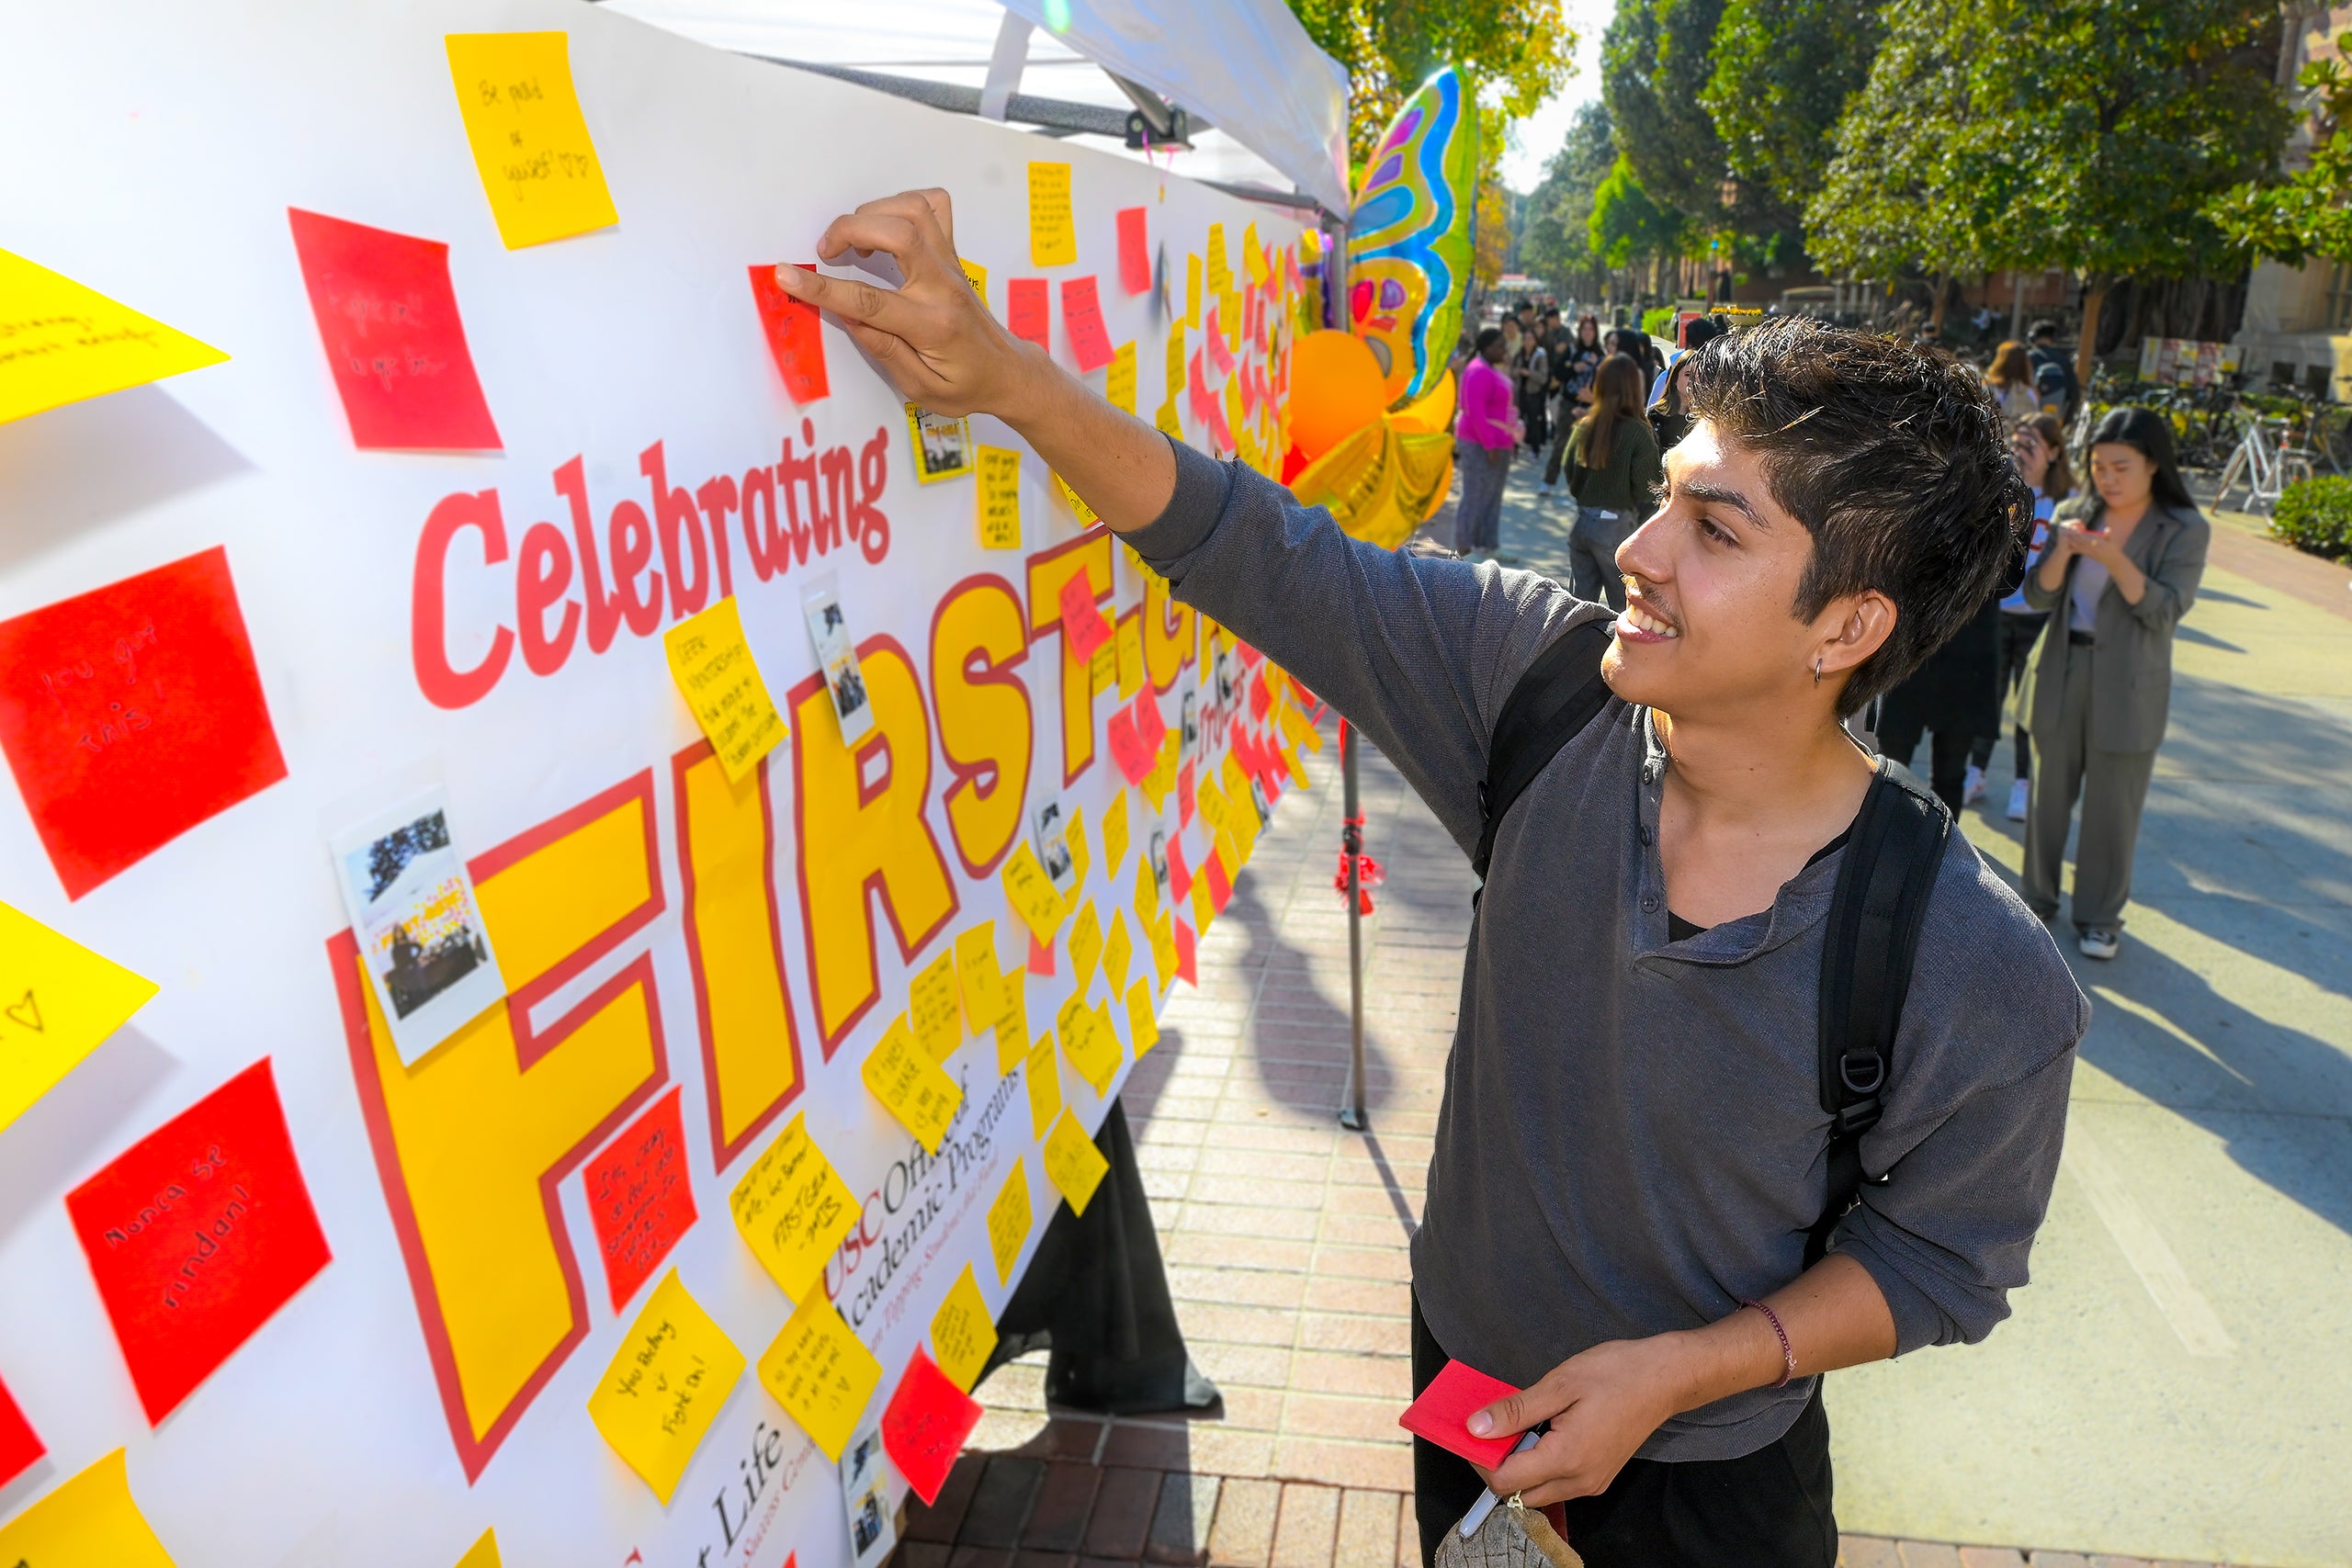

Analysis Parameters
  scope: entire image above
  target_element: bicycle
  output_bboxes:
[2212,411,2315,513]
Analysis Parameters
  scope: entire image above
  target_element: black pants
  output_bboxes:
[1972,611,2048,774]
[1874,713,1973,816]
[1411,1296,1837,1568]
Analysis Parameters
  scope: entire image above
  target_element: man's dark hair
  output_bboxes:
[2029,320,2057,342]
[1679,315,1721,352]
[1681,317,2030,717]
[1475,325,1505,355]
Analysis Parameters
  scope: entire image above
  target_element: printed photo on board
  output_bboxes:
[802,581,876,745]
[838,1421,898,1567]
[1148,829,1170,900]
[1250,776,1272,829]
[329,786,505,1066]
[904,402,973,484]
[1032,800,1075,895]
[1180,692,1199,759]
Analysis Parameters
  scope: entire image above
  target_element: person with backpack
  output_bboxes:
[2018,406,2209,960]
[1561,354,1660,610]
[1543,314,1608,491]
[2027,321,2078,418]
[773,194,2086,1568]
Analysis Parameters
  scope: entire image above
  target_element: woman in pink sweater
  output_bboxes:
[1454,326,1521,559]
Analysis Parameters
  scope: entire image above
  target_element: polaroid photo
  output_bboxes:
[331,786,506,1066]
[838,1421,899,1568]
[1148,829,1170,901]
[803,581,876,745]
[905,402,974,484]
[1250,776,1272,829]
[1180,691,1200,759]
[1215,647,1237,709]
[1032,799,1076,896]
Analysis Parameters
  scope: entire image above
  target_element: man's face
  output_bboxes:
[1603,421,1851,720]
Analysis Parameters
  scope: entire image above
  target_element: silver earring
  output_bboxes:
[1813,657,1822,686]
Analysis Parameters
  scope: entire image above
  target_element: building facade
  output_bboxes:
[2239,4,2352,396]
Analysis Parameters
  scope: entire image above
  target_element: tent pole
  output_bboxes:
[1338,721,1369,1132]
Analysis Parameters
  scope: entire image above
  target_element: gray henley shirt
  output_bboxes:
[1127,440,2088,1462]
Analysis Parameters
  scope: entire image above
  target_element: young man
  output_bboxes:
[2028,320,2081,419]
[775,192,2087,1567]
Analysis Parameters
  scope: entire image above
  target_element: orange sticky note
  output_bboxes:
[445,31,617,248]
[0,248,227,426]
[584,1269,746,1503]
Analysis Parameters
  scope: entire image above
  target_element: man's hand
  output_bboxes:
[1463,1337,1685,1506]
[773,189,1044,423]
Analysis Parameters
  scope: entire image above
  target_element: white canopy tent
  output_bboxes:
[600,0,1353,219]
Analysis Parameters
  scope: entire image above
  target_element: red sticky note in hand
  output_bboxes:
[0,1376,42,1492]
[749,264,831,403]
[66,1058,333,1425]
[584,1086,698,1312]
[1400,1359,1521,1469]
[1061,276,1114,373]
[881,1346,984,1506]
[1058,572,1113,661]
[0,547,288,899]
[1132,690,1168,755]
[1116,208,1150,296]
[287,208,502,450]
[1105,705,1154,785]
[1008,277,1050,351]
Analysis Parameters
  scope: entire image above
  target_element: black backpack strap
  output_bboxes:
[1805,759,1950,1266]
[1472,618,1615,882]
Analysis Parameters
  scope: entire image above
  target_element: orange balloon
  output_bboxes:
[1288,330,1388,461]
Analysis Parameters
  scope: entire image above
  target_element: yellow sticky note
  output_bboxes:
[1057,990,1121,1094]
[929,1263,997,1393]
[977,445,1023,549]
[1089,638,1117,696]
[445,31,618,248]
[729,1112,859,1302]
[1133,856,1159,928]
[585,1269,746,1504]
[1001,841,1069,945]
[910,946,963,1060]
[1224,291,1242,349]
[0,1450,175,1567]
[1280,701,1323,752]
[0,903,159,1137]
[1066,902,1103,997]
[0,250,228,427]
[1185,254,1203,330]
[1150,911,1179,987]
[1102,792,1131,875]
[862,1015,964,1155]
[960,256,989,309]
[1206,224,1230,294]
[1114,617,1144,702]
[994,964,1030,1073]
[1052,469,1100,526]
[987,1160,1034,1284]
[1065,806,1091,890]
[1192,875,1216,938]
[1165,323,1187,395]
[1154,398,1184,441]
[1102,911,1134,995]
[664,597,787,783]
[456,1530,502,1568]
[1243,221,1270,286]
[756,1292,882,1462]
[1028,163,1077,266]
[1106,340,1137,414]
[1043,1109,1111,1216]
[1195,778,1228,837]
[1125,977,1160,1059]
[1025,1032,1061,1137]
[956,923,1009,1035]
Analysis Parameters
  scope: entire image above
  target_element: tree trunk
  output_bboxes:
[1929,269,1951,332]
[2075,280,2108,387]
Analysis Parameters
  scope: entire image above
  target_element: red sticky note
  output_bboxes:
[1205,310,1236,378]
[0,1375,41,1491]
[1250,670,1272,722]
[1400,1359,1521,1469]
[1060,276,1114,373]
[584,1086,697,1313]
[1204,851,1232,913]
[881,1346,983,1507]
[1205,390,1234,453]
[66,1058,332,1425]
[1008,278,1050,351]
[1029,931,1056,976]
[0,547,288,899]
[1167,831,1192,901]
[1104,706,1153,786]
[1058,572,1113,661]
[1172,919,1197,985]
[1177,761,1196,828]
[749,263,831,403]
[1239,364,1260,418]
[287,208,502,451]
[1188,349,1211,421]
[1132,690,1168,756]
[1235,639,1262,668]
[1115,208,1150,296]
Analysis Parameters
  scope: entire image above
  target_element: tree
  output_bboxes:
[1518,101,1619,294]
[1285,0,1577,168]
[1702,0,1883,211]
[1601,0,1733,224]
[2210,33,2352,267]
[1590,154,1691,275]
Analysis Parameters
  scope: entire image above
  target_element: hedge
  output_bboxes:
[2271,474,2352,562]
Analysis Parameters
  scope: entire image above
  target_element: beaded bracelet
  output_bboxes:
[1740,1298,1796,1388]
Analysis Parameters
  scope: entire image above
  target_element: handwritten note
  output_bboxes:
[928,1263,997,1393]
[977,446,1023,549]
[987,1162,1034,1285]
[1134,856,1159,929]
[1043,1109,1112,1215]
[1065,903,1104,999]
[287,209,500,449]
[882,1346,984,1506]
[0,1450,175,1567]
[1053,469,1101,526]
[1105,707,1154,787]
[1065,806,1092,890]
[1102,912,1135,995]
[1125,978,1161,1059]
[1207,224,1230,295]
[1102,790,1131,874]
[730,1112,859,1302]
[1000,841,1069,946]
[585,1269,746,1503]
[758,1292,883,1462]
[1164,322,1188,397]
[1061,276,1114,372]
[1007,276,1050,351]
[1025,1033,1062,1137]
[1114,615,1145,701]
[0,902,157,1137]
[1105,339,1138,414]
[1116,207,1151,295]
[66,1058,330,1425]
[1243,221,1271,286]
[1168,818,1193,895]
[445,31,616,248]
[0,247,228,427]
[1057,991,1120,1095]
[1089,637,1117,696]
[585,1087,696,1312]
[749,264,831,403]
[664,597,786,783]
[1205,309,1237,378]
[1057,572,1114,662]
[1151,911,1181,987]
[954,923,1008,1036]
[1027,163,1077,266]
[0,1375,40,1492]
[909,947,963,1060]
[861,1016,964,1156]
[995,964,1030,1072]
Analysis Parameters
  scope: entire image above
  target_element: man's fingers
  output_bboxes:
[1467,1372,1574,1440]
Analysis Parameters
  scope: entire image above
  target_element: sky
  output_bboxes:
[1500,0,1615,194]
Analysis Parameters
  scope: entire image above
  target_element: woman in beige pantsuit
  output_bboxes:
[2018,407,2210,960]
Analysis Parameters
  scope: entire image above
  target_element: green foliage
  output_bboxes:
[1642,305,1678,337]
[1702,0,1883,209]
[2271,474,2352,561]
[1286,0,1576,165]
[2210,34,2352,267]
[1601,0,1734,224]
[1591,154,1692,268]
[1517,101,1618,288]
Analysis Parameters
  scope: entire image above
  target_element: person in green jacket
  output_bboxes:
[1562,354,1664,609]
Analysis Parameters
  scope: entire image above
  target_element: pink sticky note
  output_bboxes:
[1116,208,1150,297]
[882,1347,984,1507]
[1250,669,1272,721]
[1205,311,1236,378]
[1167,831,1192,900]
[1029,931,1056,976]
[1008,277,1051,351]
[1204,851,1232,913]
[287,207,502,451]
[1061,276,1114,373]
[1205,390,1234,452]
[1105,706,1153,785]
[1172,919,1197,985]
[1177,761,1196,828]
[749,263,831,403]
[1399,1359,1521,1469]
[1188,350,1212,421]
[1058,572,1113,661]
[1132,690,1168,755]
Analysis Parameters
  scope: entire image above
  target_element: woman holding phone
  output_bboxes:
[2018,407,2210,959]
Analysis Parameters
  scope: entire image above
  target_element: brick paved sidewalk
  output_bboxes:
[888,677,2269,1568]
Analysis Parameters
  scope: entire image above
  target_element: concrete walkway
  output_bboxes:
[892,454,2352,1567]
